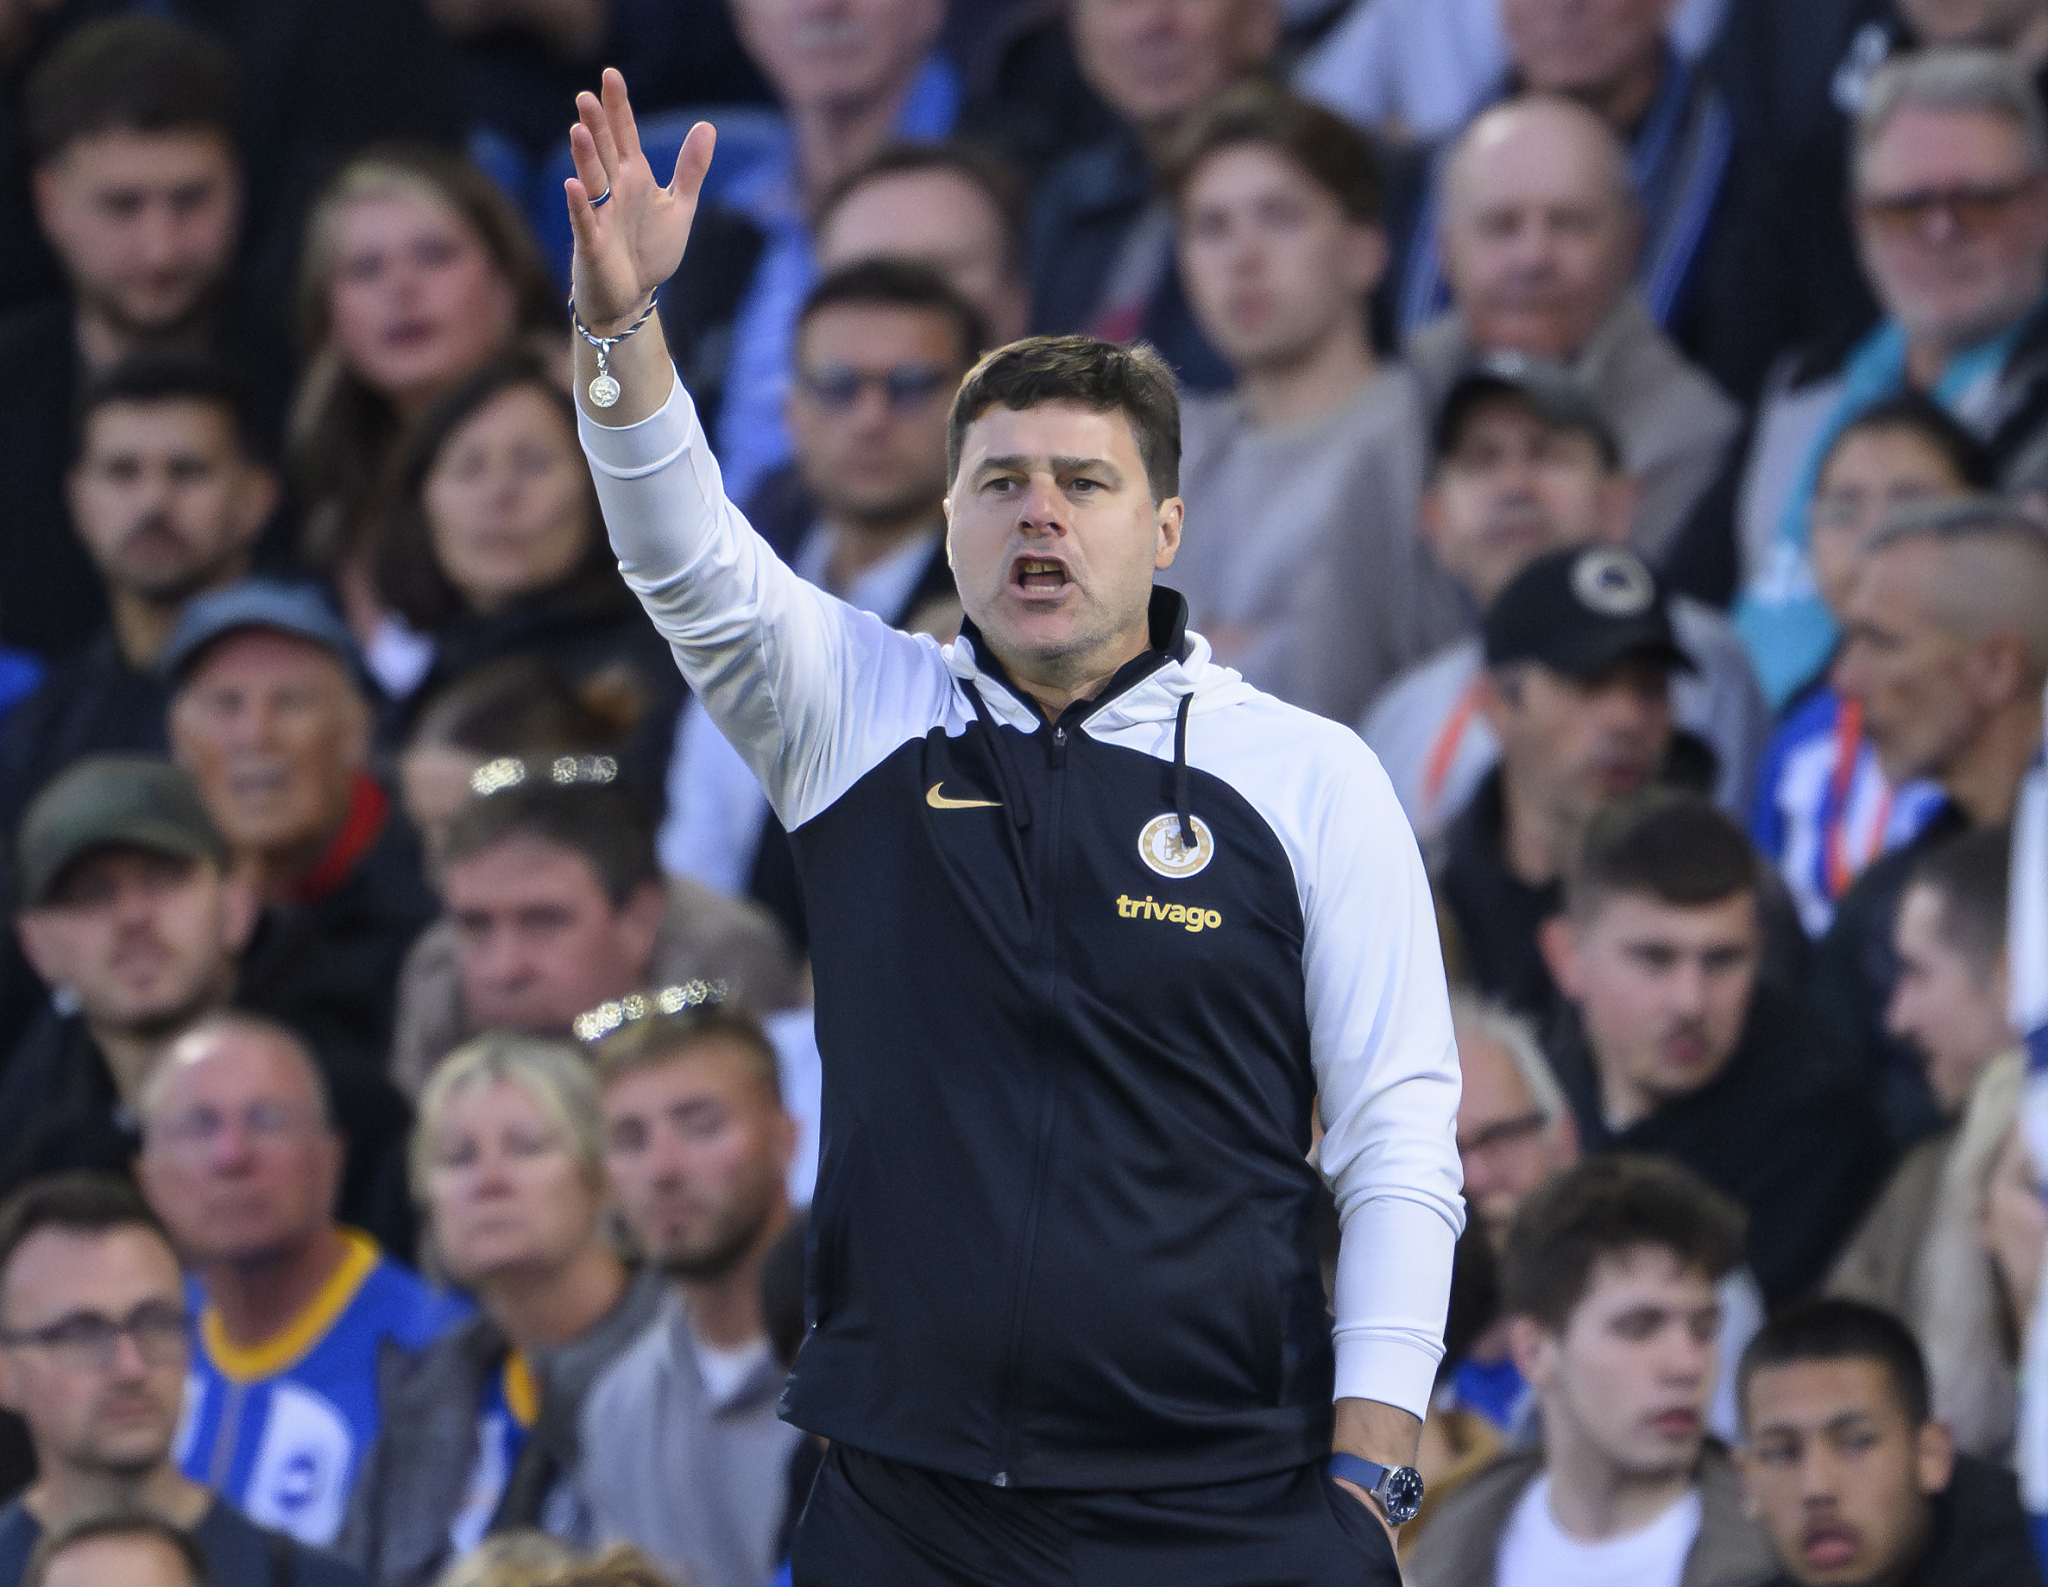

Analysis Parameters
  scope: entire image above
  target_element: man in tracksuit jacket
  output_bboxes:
[560,71,1465,1585]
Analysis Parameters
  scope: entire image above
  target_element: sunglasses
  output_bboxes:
[1856,178,2040,238]
[798,363,952,414]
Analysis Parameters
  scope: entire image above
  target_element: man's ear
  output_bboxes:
[1538,913,1580,1001]
[233,464,282,549]
[1914,1418,1956,1496]
[1418,485,1447,563]
[1343,223,1391,298]
[220,868,260,956]
[1965,632,2028,711]
[1473,666,1511,735]
[14,911,65,991]
[617,879,667,972]
[1595,473,1640,545]
[1154,495,1184,570]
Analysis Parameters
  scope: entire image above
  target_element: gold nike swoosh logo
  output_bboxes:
[926,782,1002,810]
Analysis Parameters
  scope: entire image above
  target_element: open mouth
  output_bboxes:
[1011,556,1071,598]
[1647,1408,1701,1438]
[1801,1525,1860,1569]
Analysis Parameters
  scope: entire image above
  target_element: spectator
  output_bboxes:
[392,769,798,1101]
[1432,543,1703,1027]
[1364,359,1767,840]
[372,355,683,793]
[661,260,974,948]
[1407,97,1741,564]
[1812,499,2048,1141]
[23,1510,211,1587]
[399,657,642,862]
[813,141,1032,345]
[1832,1052,2026,1463]
[0,1173,359,1587]
[1448,994,1764,1447]
[0,355,279,834]
[3,759,254,1195]
[1162,81,1467,722]
[287,147,559,690]
[0,17,292,667]
[1751,395,1984,937]
[1406,1155,1774,1587]
[1734,49,2048,706]
[1392,0,1739,380]
[664,0,956,505]
[1543,791,1890,1302]
[164,579,437,1244]
[340,1036,663,1587]
[1830,828,2016,1325]
[1736,1298,2046,1587]
[578,1001,802,1587]
[1025,0,1280,390]
[425,1530,575,1587]
[137,1015,469,1548]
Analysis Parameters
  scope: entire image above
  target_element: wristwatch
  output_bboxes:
[1327,1451,1426,1525]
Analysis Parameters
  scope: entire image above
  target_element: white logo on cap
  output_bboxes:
[1571,548,1655,617]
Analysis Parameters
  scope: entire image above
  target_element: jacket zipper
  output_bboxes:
[988,722,1068,1485]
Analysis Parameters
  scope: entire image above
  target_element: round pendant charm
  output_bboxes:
[588,373,622,409]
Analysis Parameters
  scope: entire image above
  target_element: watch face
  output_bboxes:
[1380,1466,1426,1525]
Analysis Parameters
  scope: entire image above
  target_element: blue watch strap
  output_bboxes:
[1327,1452,1388,1492]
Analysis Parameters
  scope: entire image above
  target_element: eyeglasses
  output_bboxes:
[1856,179,2039,239]
[1456,1112,1549,1161]
[149,1100,315,1154]
[797,363,952,414]
[0,1302,189,1372]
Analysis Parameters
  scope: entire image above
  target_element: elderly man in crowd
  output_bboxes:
[1026,0,1280,388]
[0,356,276,834]
[164,579,435,1245]
[1736,48,2048,706]
[1812,500,2048,1142]
[0,1174,360,1587]
[0,17,290,668]
[3,760,253,1195]
[393,768,797,1098]
[660,0,954,501]
[814,142,1032,348]
[1365,360,1766,839]
[138,1015,466,1548]
[1407,96,1740,565]
[580,1002,802,1587]
[1165,81,1467,724]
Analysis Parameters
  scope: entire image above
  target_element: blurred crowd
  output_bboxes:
[0,0,2046,1583]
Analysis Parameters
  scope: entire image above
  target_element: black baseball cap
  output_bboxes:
[1484,545,1694,681]
[1433,353,1620,467]
[15,756,227,909]
[159,578,367,689]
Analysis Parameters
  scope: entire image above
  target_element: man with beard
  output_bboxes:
[3,758,256,1194]
[0,354,277,834]
[582,999,801,1587]
[136,1015,467,1548]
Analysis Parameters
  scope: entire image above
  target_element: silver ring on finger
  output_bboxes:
[591,186,613,209]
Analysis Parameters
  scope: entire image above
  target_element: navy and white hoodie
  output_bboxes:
[582,379,1464,1492]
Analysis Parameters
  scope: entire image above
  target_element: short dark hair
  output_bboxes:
[588,1003,783,1107]
[816,141,1028,271]
[0,1174,174,1312]
[374,354,612,633]
[796,257,988,371]
[406,654,642,764]
[1566,789,1759,922]
[1737,1297,1932,1430]
[1502,1155,1746,1332]
[441,775,658,907]
[948,335,1181,501]
[1904,823,2011,977]
[25,17,237,168]
[76,351,262,464]
[1825,391,1997,492]
[1165,79,1383,225]
[24,1511,210,1587]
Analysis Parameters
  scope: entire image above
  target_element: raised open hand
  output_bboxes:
[566,69,716,332]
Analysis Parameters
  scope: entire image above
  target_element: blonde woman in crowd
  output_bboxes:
[289,147,560,689]
[340,1035,663,1587]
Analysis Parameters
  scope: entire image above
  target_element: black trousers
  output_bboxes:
[788,1444,1403,1587]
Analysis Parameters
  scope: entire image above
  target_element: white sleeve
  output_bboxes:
[579,380,959,829]
[1305,746,1466,1419]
